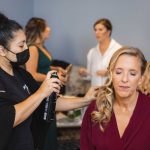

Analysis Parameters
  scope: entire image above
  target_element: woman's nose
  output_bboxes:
[121,73,128,83]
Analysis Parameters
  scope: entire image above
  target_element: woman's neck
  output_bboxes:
[34,38,44,47]
[99,38,111,55]
[0,56,13,76]
[114,91,139,112]
[34,42,44,48]
[34,41,52,60]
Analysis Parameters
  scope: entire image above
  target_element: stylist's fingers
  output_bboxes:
[59,75,67,85]
[57,72,68,85]
[45,73,61,91]
[50,78,61,87]
[86,86,100,99]
[51,82,60,94]
[59,67,67,75]
[46,71,57,80]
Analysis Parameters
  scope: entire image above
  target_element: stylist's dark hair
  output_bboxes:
[93,18,112,36]
[25,17,46,45]
[0,12,23,48]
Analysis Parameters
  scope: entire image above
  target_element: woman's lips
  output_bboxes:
[119,86,130,90]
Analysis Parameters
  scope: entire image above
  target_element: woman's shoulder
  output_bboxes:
[17,66,30,74]
[28,45,39,52]
[0,69,10,90]
[88,45,98,53]
[87,45,98,58]
[17,67,39,91]
[139,92,150,100]
[110,38,122,50]
[0,78,6,91]
[139,92,150,110]
[17,67,35,80]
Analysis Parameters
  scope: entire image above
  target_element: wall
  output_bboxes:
[0,0,33,26]
[1,0,150,66]
[34,0,150,66]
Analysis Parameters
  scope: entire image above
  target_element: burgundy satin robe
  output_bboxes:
[80,92,150,150]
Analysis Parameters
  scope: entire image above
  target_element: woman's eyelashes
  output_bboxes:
[130,71,137,76]
[115,71,122,75]
[114,69,137,76]
[114,69,122,75]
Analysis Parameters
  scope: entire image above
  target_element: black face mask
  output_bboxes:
[6,48,30,66]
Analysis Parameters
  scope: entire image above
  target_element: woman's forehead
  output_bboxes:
[114,54,141,69]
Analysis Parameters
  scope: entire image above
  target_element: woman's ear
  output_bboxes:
[0,45,6,56]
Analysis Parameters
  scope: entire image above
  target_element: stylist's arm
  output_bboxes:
[14,71,61,127]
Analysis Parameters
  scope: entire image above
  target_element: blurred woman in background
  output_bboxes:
[79,18,121,86]
[25,17,71,150]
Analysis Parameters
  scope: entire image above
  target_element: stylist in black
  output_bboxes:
[0,13,61,150]
[0,12,99,150]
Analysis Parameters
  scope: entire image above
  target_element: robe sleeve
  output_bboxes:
[80,101,95,150]
[0,97,15,149]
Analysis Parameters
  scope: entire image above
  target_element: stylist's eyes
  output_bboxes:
[19,45,24,48]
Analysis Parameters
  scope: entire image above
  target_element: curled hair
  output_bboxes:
[0,12,22,48]
[139,62,150,95]
[93,18,112,36]
[25,17,47,46]
[91,46,147,131]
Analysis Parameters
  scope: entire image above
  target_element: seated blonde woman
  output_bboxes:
[139,62,150,95]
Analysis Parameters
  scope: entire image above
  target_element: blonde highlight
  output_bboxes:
[139,62,150,95]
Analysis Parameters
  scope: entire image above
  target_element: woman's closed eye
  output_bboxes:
[130,71,136,76]
[115,69,122,75]
[116,71,122,75]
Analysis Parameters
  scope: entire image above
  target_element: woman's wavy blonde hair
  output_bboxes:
[139,62,150,95]
[91,46,147,131]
